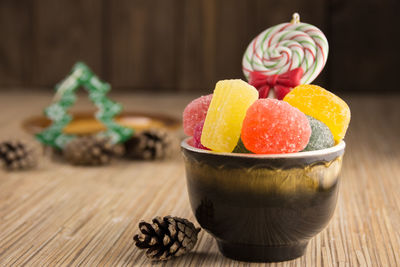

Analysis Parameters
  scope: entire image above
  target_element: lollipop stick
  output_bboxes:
[291,13,300,24]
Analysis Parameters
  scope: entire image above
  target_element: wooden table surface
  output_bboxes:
[0,91,399,266]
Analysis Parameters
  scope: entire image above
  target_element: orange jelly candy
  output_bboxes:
[241,99,311,154]
[283,84,351,143]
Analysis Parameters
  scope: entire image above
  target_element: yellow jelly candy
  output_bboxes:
[283,84,350,143]
[201,79,258,152]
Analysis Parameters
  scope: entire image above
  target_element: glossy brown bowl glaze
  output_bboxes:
[181,138,345,262]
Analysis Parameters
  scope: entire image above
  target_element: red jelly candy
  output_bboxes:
[241,99,311,154]
[183,94,213,136]
[192,120,209,150]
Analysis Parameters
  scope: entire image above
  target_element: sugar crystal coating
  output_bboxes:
[183,94,213,136]
[201,80,258,152]
[241,99,311,154]
[302,115,334,151]
[283,84,350,143]
[192,120,209,150]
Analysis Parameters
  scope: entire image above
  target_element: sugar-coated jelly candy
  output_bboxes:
[302,115,334,151]
[192,120,209,150]
[201,80,258,152]
[183,94,213,136]
[241,99,311,154]
[283,84,350,142]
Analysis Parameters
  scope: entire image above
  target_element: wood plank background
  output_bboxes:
[0,0,399,92]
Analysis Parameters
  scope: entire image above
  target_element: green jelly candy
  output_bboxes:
[233,138,252,153]
[303,115,335,151]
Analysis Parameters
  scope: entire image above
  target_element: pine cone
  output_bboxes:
[133,216,201,261]
[125,129,177,160]
[0,139,38,170]
[63,136,123,166]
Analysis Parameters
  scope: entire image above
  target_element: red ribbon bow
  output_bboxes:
[249,67,304,100]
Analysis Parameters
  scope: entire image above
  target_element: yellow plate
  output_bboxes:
[22,111,181,136]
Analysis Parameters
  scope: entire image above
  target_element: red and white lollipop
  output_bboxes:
[242,13,328,99]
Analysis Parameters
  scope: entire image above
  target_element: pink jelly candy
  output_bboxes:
[183,94,213,136]
[241,99,311,154]
[192,120,209,150]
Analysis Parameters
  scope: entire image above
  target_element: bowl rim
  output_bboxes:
[181,137,345,159]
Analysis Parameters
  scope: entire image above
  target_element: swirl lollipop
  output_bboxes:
[242,13,328,99]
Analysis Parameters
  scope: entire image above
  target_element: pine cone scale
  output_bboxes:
[168,224,177,237]
[158,251,169,261]
[138,221,154,235]
[0,140,38,170]
[162,235,171,246]
[133,235,150,249]
[169,242,179,254]
[146,246,161,258]
[177,231,185,242]
[133,216,201,261]
[125,129,177,160]
[63,136,121,166]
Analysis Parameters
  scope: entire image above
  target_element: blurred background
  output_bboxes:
[1,0,399,94]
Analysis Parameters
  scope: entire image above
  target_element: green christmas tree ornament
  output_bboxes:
[36,62,133,149]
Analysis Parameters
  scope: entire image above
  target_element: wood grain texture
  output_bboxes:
[0,0,375,92]
[108,0,181,90]
[0,0,32,86]
[0,91,399,266]
[329,0,400,92]
[178,0,216,92]
[31,0,103,86]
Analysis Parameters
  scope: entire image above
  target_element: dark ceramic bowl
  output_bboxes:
[181,138,345,262]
